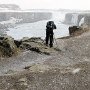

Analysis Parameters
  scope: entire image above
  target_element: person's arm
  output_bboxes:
[54,24,56,29]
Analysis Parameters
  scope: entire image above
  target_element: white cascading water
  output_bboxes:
[71,14,78,26]
[79,17,85,26]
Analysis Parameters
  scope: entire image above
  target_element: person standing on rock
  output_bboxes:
[45,21,57,47]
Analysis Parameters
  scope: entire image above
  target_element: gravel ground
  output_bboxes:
[0,30,90,90]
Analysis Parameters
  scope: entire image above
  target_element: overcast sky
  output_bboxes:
[0,0,90,10]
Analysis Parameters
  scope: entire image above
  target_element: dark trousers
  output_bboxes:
[46,32,53,47]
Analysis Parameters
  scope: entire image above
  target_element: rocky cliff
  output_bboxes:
[64,13,90,26]
[0,12,52,23]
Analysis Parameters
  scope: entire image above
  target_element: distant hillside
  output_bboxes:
[0,4,21,10]
[58,8,90,13]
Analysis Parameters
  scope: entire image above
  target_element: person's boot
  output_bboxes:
[45,43,48,46]
[50,44,53,48]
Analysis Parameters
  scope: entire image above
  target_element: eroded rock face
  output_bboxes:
[20,37,55,55]
[69,26,80,35]
[0,36,58,57]
[64,13,90,26]
[84,15,90,26]
[0,36,18,57]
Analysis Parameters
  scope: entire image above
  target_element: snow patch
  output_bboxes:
[72,68,81,74]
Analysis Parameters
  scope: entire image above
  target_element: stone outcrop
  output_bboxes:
[84,15,90,26]
[0,36,57,57]
[69,26,80,35]
[68,25,89,36]
[0,36,18,57]
[19,37,55,55]
[64,13,90,26]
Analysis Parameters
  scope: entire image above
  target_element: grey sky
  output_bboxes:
[0,0,90,10]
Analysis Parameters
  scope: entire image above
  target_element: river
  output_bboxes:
[6,20,69,40]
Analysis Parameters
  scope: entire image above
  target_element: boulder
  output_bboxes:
[69,26,80,35]
[0,35,18,57]
[14,40,22,48]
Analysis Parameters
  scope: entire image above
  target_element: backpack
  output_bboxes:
[46,21,56,30]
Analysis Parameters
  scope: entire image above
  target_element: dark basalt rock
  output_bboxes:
[0,35,18,57]
[69,26,80,35]
[20,37,54,55]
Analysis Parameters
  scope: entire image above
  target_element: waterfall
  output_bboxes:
[79,17,85,26]
[71,14,78,26]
